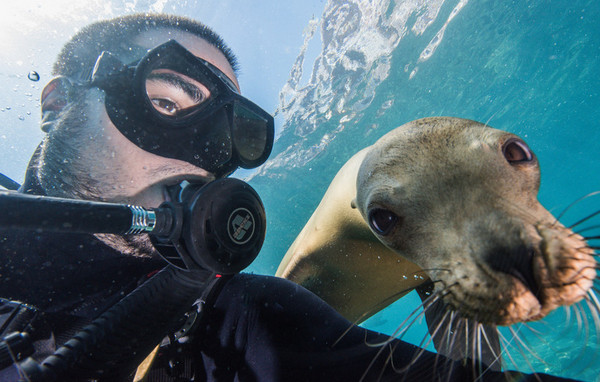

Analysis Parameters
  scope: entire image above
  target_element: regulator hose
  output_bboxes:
[17,265,217,381]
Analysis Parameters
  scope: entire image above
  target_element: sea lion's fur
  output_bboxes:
[277,117,596,327]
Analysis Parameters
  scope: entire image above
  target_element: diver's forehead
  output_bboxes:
[133,28,240,91]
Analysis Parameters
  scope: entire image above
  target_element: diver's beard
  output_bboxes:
[94,233,160,259]
[37,96,163,258]
[38,97,110,201]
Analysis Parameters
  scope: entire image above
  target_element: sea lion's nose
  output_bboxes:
[486,245,541,299]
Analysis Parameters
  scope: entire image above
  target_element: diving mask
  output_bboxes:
[87,40,274,177]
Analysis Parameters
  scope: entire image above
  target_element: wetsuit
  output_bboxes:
[0,174,165,367]
[0,177,576,381]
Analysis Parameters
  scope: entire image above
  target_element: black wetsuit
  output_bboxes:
[0,178,576,381]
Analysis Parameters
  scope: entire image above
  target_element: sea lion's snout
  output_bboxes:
[486,244,541,299]
[533,224,597,317]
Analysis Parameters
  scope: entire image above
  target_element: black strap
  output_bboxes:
[144,274,232,381]
[0,300,37,338]
[0,173,20,191]
[0,300,38,371]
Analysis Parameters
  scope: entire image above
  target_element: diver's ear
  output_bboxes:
[40,76,73,132]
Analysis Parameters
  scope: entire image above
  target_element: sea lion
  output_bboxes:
[276,117,597,329]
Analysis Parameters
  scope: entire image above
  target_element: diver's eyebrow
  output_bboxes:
[146,72,204,102]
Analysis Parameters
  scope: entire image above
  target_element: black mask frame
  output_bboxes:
[87,40,274,177]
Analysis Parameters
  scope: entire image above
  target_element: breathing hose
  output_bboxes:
[18,266,215,381]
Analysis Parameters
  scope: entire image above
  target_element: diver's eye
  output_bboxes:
[502,138,533,164]
[151,98,180,115]
[145,69,211,117]
[368,208,399,236]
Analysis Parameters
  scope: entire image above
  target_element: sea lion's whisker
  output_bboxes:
[496,327,537,376]
[375,343,401,382]
[521,319,568,361]
[358,341,393,382]
[581,306,600,374]
[430,309,458,376]
[571,223,600,236]
[473,323,483,377]
[580,235,600,240]
[550,262,596,280]
[496,330,520,371]
[573,304,590,337]
[567,303,585,339]
[472,322,500,379]
[569,244,598,255]
[382,306,457,382]
[585,289,600,323]
[444,315,467,362]
[583,294,600,364]
[568,210,600,230]
[384,302,464,379]
[464,318,471,360]
[478,322,502,371]
[554,191,600,226]
[498,326,544,378]
[445,310,458,351]
[419,267,452,273]
[560,298,600,374]
[359,301,443,382]
[430,309,458,371]
[508,325,547,370]
[359,292,443,349]
[583,300,600,342]
[333,283,432,348]
[387,310,451,377]
[444,314,466,382]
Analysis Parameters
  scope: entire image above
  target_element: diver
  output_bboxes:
[0,13,577,382]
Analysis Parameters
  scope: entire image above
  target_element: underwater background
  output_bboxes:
[1,0,598,380]
[247,0,600,380]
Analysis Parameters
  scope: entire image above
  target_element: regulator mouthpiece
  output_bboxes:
[151,178,266,274]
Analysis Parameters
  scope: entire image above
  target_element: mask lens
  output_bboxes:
[145,69,211,117]
[102,40,274,175]
[232,102,270,164]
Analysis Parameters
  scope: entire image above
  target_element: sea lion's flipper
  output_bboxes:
[415,284,502,371]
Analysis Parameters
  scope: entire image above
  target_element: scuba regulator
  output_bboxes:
[0,177,266,274]
[152,178,266,274]
[0,178,266,380]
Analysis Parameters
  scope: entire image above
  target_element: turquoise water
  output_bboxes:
[246,0,600,380]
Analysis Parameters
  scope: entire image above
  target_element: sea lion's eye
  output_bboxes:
[502,138,533,164]
[368,208,399,236]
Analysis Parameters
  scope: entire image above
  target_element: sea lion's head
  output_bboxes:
[355,117,596,325]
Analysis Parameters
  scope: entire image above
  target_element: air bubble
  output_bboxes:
[28,71,40,82]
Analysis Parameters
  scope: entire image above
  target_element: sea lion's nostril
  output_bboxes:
[487,246,540,298]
